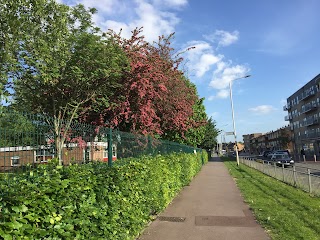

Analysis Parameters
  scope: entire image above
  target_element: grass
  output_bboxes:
[222,157,320,240]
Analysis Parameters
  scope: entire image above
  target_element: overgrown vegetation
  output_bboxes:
[0,152,207,239]
[223,157,320,240]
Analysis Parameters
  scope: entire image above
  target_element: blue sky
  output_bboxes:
[60,0,320,142]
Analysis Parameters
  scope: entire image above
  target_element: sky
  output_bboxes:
[60,0,320,142]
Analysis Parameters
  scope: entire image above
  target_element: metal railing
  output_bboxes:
[240,156,320,196]
[0,110,204,173]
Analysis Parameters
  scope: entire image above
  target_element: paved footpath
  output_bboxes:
[138,157,270,240]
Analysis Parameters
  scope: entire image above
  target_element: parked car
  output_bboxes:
[266,151,274,159]
[272,149,291,157]
[270,153,294,167]
[259,150,272,158]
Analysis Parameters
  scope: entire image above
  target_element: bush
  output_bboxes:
[0,151,207,239]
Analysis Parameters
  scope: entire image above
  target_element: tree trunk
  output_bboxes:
[54,116,64,166]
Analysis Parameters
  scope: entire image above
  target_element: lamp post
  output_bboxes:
[218,124,228,155]
[229,75,251,166]
[220,130,226,155]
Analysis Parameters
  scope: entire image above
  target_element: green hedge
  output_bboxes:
[0,151,207,239]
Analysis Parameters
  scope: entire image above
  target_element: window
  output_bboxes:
[35,148,55,163]
[11,156,20,166]
[103,145,117,158]
[103,149,108,158]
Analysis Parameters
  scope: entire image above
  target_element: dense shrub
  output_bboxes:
[0,151,207,239]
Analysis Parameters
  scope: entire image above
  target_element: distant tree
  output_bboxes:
[2,1,129,164]
[279,130,291,149]
[0,109,48,147]
[199,117,219,150]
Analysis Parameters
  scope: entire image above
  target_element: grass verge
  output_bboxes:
[222,157,320,240]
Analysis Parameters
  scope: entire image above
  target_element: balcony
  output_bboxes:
[301,103,317,114]
[302,118,319,127]
[284,115,292,121]
[300,90,316,101]
[300,132,320,140]
[283,104,291,111]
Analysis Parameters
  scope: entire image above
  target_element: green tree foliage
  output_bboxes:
[199,117,219,150]
[183,97,208,147]
[1,0,129,163]
[0,109,37,147]
[0,107,53,148]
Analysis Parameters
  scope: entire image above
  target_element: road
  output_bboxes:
[240,154,320,176]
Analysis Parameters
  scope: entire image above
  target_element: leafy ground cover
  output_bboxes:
[0,152,207,240]
[223,157,320,240]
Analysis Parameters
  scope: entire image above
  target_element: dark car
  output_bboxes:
[259,150,272,158]
[270,153,294,167]
[272,150,291,157]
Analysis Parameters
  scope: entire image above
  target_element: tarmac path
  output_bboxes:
[138,157,270,240]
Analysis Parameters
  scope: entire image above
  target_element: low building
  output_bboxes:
[0,142,117,172]
[243,133,262,153]
[244,126,293,155]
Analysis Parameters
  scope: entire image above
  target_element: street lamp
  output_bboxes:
[217,124,228,155]
[229,75,251,166]
[220,130,226,154]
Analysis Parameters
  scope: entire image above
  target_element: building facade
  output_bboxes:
[243,133,262,153]
[243,126,293,155]
[284,74,320,160]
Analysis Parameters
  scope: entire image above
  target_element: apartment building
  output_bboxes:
[243,133,262,153]
[284,74,320,160]
[244,126,292,155]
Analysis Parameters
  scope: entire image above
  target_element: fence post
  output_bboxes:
[147,135,152,155]
[293,165,297,187]
[308,168,312,194]
[274,162,277,178]
[282,164,285,182]
[108,128,113,167]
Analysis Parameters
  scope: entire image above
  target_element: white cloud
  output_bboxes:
[78,0,120,14]
[184,41,223,78]
[216,89,229,99]
[60,0,124,14]
[99,0,181,42]
[208,89,229,100]
[153,0,188,8]
[133,1,180,41]
[194,54,221,78]
[209,64,250,90]
[249,105,276,115]
[61,0,182,42]
[207,95,215,101]
[204,30,239,47]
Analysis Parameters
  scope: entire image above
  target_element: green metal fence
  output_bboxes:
[0,110,203,173]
